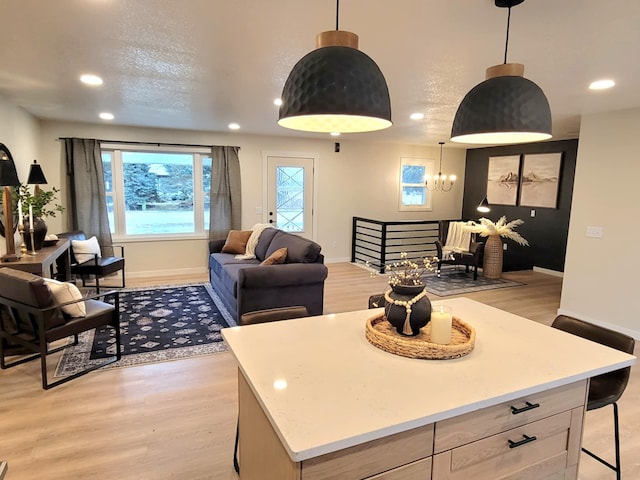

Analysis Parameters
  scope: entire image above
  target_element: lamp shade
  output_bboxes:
[477,196,491,213]
[451,75,552,144]
[0,159,20,187]
[278,45,392,133]
[27,160,48,185]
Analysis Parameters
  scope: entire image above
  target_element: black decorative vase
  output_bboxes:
[384,284,432,336]
[23,216,48,251]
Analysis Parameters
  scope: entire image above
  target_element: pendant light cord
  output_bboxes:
[503,6,512,64]
[335,0,340,30]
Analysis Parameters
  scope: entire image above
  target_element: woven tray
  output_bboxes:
[365,312,475,360]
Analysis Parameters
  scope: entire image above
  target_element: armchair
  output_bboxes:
[435,220,484,280]
[58,231,125,293]
[0,267,121,389]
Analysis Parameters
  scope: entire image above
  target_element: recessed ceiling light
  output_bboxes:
[228,123,240,130]
[410,112,425,120]
[273,98,283,106]
[330,132,341,137]
[99,112,114,120]
[589,79,615,90]
[80,74,103,86]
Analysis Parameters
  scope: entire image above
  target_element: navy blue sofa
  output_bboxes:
[208,229,328,322]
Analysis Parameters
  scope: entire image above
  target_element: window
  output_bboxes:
[101,144,211,239]
[399,157,434,211]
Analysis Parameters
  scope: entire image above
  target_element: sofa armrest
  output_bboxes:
[209,239,225,254]
[239,263,328,289]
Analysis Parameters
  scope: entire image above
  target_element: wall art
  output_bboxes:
[518,152,562,208]
[486,155,521,206]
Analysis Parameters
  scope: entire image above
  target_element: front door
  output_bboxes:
[265,154,316,240]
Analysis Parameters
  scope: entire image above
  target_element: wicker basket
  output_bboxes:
[483,234,503,279]
[365,312,475,360]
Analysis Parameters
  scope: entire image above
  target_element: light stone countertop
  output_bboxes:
[221,297,636,462]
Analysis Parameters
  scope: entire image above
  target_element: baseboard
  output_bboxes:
[533,266,564,278]
[126,266,208,280]
[325,256,352,264]
[556,308,640,340]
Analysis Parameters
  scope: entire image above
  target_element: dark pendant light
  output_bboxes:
[278,0,392,134]
[451,0,552,145]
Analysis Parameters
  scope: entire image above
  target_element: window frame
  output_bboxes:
[398,157,435,212]
[101,143,212,242]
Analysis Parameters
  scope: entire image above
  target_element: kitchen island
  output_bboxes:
[221,297,636,480]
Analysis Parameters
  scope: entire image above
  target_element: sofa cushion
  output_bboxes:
[254,227,279,261]
[222,230,253,254]
[265,231,321,263]
[261,247,287,265]
[219,263,261,298]
[209,253,259,279]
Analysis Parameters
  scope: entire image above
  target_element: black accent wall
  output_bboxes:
[462,139,578,272]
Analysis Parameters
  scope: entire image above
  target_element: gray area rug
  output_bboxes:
[422,270,524,297]
[54,283,235,377]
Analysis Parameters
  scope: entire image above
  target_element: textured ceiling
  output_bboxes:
[1,0,639,146]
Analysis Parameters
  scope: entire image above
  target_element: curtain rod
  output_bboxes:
[57,137,240,150]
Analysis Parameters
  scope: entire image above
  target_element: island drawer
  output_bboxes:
[432,407,584,480]
[301,424,434,480]
[365,457,432,480]
[434,380,587,453]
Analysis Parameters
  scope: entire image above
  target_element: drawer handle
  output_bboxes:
[508,434,537,449]
[510,401,540,415]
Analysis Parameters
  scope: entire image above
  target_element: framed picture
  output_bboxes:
[486,155,521,206]
[518,153,563,208]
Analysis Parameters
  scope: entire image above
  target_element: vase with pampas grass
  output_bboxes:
[465,217,529,279]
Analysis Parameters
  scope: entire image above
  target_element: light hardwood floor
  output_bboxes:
[0,264,637,480]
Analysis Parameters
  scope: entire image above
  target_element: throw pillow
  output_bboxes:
[72,236,102,264]
[221,230,252,254]
[43,278,86,317]
[261,247,288,265]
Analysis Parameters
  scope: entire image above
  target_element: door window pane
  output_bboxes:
[276,166,304,232]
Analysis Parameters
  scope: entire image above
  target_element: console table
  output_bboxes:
[222,298,636,480]
[0,238,70,281]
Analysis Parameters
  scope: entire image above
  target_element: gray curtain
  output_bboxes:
[209,146,241,240]
[63,138,113,247]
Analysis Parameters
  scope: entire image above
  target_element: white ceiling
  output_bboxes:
[2,0,639,146]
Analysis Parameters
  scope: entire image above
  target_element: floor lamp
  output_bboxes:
[0,154,21,262]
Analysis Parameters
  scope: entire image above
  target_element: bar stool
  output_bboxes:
[552,315,635,480]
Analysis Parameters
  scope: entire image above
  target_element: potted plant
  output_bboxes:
[465,216,529,279]
[15,184,64,250]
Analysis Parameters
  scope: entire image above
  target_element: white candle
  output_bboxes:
[430,305,453,345]
[29,204,33,228]
[17,200,23,228]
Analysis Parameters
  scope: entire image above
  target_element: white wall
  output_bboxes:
[0,94,40,257]
[39,120,465,277]
[559,108,640,338]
